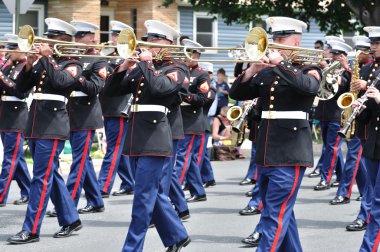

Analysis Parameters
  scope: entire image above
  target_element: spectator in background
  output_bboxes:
[314,40,324,50]
[212,106,231,145]
[215,68,230,115]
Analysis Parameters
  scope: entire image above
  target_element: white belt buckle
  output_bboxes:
[70,91,76,97]
[1,96,5,101]
[268,111,274,119]
[35,93,42,100]
[132,104,138,112]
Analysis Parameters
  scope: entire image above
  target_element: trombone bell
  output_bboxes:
[117,28,137,59]
[18,25,35,52]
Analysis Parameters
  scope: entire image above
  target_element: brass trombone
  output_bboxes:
[183,27,326,63]
[54,28,187,59]
[17,25,78,54]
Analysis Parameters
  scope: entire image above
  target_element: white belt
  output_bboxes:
[261,111,309,120]
[1,96,25,102]
[131,104,169,115]
[33,93,67,103]
[70,91,88,97]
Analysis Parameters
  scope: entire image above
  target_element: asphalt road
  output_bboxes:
[0,144,366,252]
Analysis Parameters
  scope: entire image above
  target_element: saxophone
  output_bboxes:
[336,50,362,139]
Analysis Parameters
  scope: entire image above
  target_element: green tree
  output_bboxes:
[163,0,380,34]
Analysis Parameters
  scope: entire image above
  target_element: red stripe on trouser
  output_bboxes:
[179,135,196,184]
[372,229,380,252]
[326,136,341,183]
[32,139,58,234]
[197,134,205,166]
[71,131,92,199]
[0,132,21,202]
[270,166,300,252]
[254,166,258,181]
[258,201,263,211]
[347,146,363,198]
[103,118,124,192]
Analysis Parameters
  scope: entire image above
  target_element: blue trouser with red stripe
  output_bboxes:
[0,132,31,205]
[176,134,206,197]
[245,141,258,181]
[22,139,79,235]
[319,121,343,183]
[248,166,262,211]
[360,159,380,252]
[98,117,134,195]
[200,133,215,183]
[336,137,372,222]
[257,166,305,252]
[66,130,104,207]
[123,156,188,251]
[167,140,188,213]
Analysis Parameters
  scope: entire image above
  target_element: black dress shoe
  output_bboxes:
[78,205,105,214]
[331,180,340,187]
[245,190,253,197]
[239,205,261,216]
[356,195,362,201]
[112,188,134,196]
[330,195,350,205]
[314,180,330,191]
[346,219,367,231]
[308,168,320,178]
[241,231,261,247]
[239,178,255,186]
[0,202,5,207]
[178,209,190,220]
[53,219,82,238]
[101,191,109,198]
[14,196,28,205]
[186,195,207,203]
[47,209,57,217]
[203,180,216,188]
[7,231,40,244]
[166,237,191,252]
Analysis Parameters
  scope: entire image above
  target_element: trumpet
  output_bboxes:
[183,27,326,63]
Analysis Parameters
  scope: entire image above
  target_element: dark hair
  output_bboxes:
[217,68,226,75]
[314,40,323,47]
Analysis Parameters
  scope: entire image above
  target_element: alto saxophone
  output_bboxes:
[336,50,363,139]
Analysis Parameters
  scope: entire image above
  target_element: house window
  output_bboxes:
[193,12,217,49]
[18,4,45,36]
[100,9,114,43]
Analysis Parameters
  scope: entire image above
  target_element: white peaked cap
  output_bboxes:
[142,20,180,42]
[329,40,353,54]
[4,34,18,43]
[364,26,380,39]
[199,62,214,73]
[266,16,307,37]
[352,35,370,49]
[70,20,99,33]
[44,18,77,36]
[325,35,345,43]
[110,20,134,33]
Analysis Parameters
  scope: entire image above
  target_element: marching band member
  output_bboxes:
[230,16,321,251]
[97,20,135,198]
[0,34,31,207]
[314,38,351,191]
[8,18,83,244]
[104,19,190,252]
[331,36,373,233]
[353,26,380,251]
[176,38,210,202]
[65,20,105,213]
[198,62,217,188]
